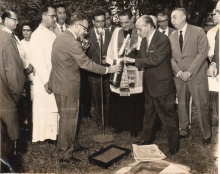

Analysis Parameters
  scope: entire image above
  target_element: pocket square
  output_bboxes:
[149,51,155,52]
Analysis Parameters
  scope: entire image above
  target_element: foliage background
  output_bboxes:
[0,0,218,38]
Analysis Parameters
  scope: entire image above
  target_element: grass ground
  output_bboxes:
[11,92,218,173]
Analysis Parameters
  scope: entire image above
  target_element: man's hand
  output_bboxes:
[178,72,191,81]
[207,63,217,78]
[108,65,122,73]
[124,57,135,63]
[44,82,52,94]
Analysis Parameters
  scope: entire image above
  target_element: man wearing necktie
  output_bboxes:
[85,9,112,127]
[157,11,175,36]
[1,11,34,75]
[105,9,117,32]
[169,8,211,145]
[53,3,68,36]
[125,15,179,155]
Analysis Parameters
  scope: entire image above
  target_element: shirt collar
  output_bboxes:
[158,27,168,35]
[55,22,66,31]
[94,28,105,43]
[68,28,77,39]
[178,23,187,36]
[2,26,12,33]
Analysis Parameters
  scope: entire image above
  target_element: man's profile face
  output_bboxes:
[136,20,148,39]
[119,15,133,31]
[56,7,66,24]
[171,10,185,30]
[44,7,56,28]
[92,15,105,29]
[76,19,88,38]
[5,12,18,31]
[157,15,168,30]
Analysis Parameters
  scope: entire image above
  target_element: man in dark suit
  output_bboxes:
[48,12,120,163]
[0,30,25,148]
[169,8,211,144]
[85,9,112,126]
[105,9,117,32]
[125,15,179,155]
[157,11,175,36]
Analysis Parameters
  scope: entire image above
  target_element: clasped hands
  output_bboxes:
[177,71,191,82]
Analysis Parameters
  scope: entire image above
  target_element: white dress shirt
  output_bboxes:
[158,27,169,36]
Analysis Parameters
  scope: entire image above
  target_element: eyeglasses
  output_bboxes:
[7,17,18,22]
[78,24,88,32]
[22,29,31,32]
[216,10,220,14]
[211,13,216,17]
[158,19,168,24]
[44,14,56,19]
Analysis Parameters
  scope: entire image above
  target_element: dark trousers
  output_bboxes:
[54,94,79,159]
[89,77,110,125]
[175,80,211,139]
[141,90,179,152]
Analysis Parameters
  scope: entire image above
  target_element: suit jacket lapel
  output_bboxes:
[172,31,181,52]
[146,30,158,56]
[102,31,110,54]
[182,25,191,52]
[90,29,100,54]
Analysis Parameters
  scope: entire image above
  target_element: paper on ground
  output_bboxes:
[132,144,166,161]
[208,77,219,92]
[159,164,190,174]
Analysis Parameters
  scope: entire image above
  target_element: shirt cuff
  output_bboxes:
[105,67,108,74]
[176,71,183,77]
[209,62,216,67]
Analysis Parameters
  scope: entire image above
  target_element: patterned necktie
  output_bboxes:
[179,30,183,51]
[60,26,64,32]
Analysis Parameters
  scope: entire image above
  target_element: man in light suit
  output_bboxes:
[169,8,211,144]
[48,12,120,163]
[0,30,25,147]
[157,11,175,36]
[53,3,68,36]
[85,9,112,126]
[125,15,179,155]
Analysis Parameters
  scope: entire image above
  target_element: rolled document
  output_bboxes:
[118,34,130,56]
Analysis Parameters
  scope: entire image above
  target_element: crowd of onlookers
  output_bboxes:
[0,1,219,171]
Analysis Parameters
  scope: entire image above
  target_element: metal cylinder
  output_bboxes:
[110,59,124,88]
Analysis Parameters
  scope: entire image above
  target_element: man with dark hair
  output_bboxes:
[125,15,179,155]
[1,11,34,75]
[106,9,144,137]
[30,4,59,143]
[105,9,117,32]
[53,3,68,35]
[169,8,211,144]
[85,9,112,127]
[157,11,175,36]
[0,29,25,154]
[49,12,120,163]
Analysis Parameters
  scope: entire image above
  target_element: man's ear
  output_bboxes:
[131,16,135,22]
[92,20,95,25]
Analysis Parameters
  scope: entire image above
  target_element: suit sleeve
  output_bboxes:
[188,29,209,75]
[69,40,106,75]
[2,37,25,103]
[135,37,170,68]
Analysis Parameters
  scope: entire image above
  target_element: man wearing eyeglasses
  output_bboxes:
[85,9,112,127]
[30,5,59,144]
[1,11,34,75]
[48,12,120,163]
[157,11,175,36]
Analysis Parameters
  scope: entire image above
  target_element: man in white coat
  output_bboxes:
[30,5,58,142]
